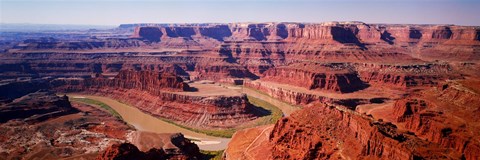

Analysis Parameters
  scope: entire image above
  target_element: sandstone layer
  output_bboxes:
[0,90,129,159]
[391,80,480,160]
[0,81,204,159]
[51,70,259,128]
[97,133,201,160]
[226,104,462,159]
[1,22,480,159]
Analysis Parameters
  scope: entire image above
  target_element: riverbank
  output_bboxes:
[67,94,230,151]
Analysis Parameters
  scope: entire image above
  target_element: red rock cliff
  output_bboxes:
[392,82,480,160]
[261,62,368,93]
[97,133,201,160]
[225,103,461,159]
[51,70,259,128]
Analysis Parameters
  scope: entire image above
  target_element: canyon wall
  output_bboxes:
[0,80,203,159]
[0,90,77,123]
[226,103,461,159]
[261,62,367,93]
[130,22,480,45]
[391,82,480,160]
[3,22,477,86]
[51,70,259,128]
[244,80,336,105]
[355,63,454,87]
[97,133,201,160]
[0,87,131,159]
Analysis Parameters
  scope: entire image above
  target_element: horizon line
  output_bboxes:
[2,21,477,27]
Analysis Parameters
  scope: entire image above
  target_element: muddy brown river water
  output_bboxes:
[67,86,299,151]
[67,94,230,151]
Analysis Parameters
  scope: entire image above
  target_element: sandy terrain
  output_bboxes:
[252,80,406,100]
[174,81,242,97]
[241,87,300,116]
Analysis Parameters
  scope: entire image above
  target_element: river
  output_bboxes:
[67,87,298,151]
[68,94,230,151]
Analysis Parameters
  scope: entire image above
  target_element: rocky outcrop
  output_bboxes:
[0,90,77,123]
[1,21,480,160]
[0,86,133,159]
[129,22,479,45]
[384,25,480,43]
[3,22,478,83]
[97,133,200,160]
[51,70,188,92]
[133,27,163,42]
[261,62,368,93]
[391,80,480,160]
[244,80,334,105]
[392,98,480,160]
[268,104,460,159]
[356,63,454,87]
[96,143,160,160]
[226,104,461,159]
[0,79,49,103]
[95,70,188,91]
[89,88,257,128]
[51,70,259,128]
[189,61,258,81]
[436,81,480,107]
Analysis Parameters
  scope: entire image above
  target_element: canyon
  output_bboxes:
[0,22,479,159]
[0,86,201,159]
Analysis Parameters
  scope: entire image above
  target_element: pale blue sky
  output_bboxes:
[1,0,479,26]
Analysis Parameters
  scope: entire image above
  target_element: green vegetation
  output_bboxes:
[71,98,123,120]
[247,96,283,125]
[143,96,283,138]
[157,96,283,138]
[70,93,284,139]
[243,86,303,108]
[200,150,224,160]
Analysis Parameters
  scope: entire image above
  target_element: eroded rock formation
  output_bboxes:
[391,81,480,160]
[261,62,368,93]
[51,70,259,128]
[1,21,480,159]
[97,133,200,160]
[226,104,462,160]
[0,88,130,159]
[0,90,77,123]
[0,80,204,159]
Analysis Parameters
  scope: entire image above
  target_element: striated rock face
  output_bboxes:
[95,70,189,92]
[95,89,257,128]
[129,22,480,46]
[226,104,461,160]
[133,27,163,42]
[244,80,335,105]
[3,23,477,86]
[51,70,258,128]
[51,70,188,92]
[355,63,454,87]
[1,22,480,159]
[392,81,480,160]
[261,62,368,93]
[436,81,480,107]
[268,104,460,159]
[97,133,200,160]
